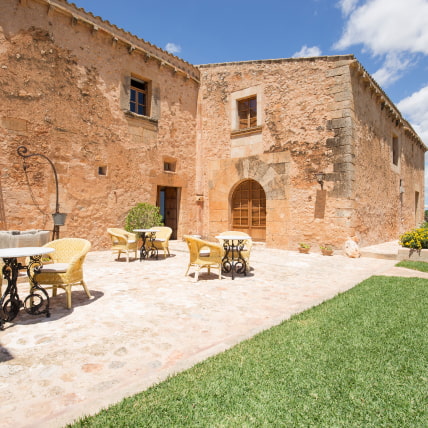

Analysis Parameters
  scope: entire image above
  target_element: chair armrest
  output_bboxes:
[201,242,223,257]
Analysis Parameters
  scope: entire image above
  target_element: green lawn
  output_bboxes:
[69,276,428,428]
[396,259,428,273]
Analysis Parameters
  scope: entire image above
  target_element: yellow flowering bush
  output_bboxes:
[399,226,428,249]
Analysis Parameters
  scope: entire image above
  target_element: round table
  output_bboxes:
[215,235,250,280]
[133,229,158,260]
[0,247,54,329]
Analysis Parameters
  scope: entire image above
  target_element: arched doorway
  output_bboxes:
[231,179,266,241]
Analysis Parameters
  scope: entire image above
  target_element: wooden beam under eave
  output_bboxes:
[47,2,55,17]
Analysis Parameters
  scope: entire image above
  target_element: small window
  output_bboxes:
[392,136,399,166]
[164,161,176,172]
[98,166,107,176]
[237,96,257,129]
[130,78,148,116]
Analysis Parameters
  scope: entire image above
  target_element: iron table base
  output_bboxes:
[0,255,50,330]
[221,239,247,280]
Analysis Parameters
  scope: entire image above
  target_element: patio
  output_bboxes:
[0,240,403,427]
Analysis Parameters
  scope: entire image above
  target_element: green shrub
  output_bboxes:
[399,226,428,249]
[124,202,163,233]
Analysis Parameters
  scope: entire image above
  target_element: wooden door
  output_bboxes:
[158,187,178,239]
[231,179,266,241]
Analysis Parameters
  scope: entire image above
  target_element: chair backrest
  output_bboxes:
[150,226,172,241]
[183,235,222,262]
[42,238,91,264]
[107,228,134,244]
[183,235,200,262]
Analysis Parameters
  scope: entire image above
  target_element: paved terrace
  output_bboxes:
[0,240,419,428]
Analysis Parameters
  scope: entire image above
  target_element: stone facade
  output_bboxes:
[0,0,199,249]
[197,59,425,248]
[0,0,425,250]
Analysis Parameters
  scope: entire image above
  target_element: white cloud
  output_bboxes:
[337,0,359,16]
[334,0,428,55]
[371,53,412,87]
[334,0,428,88]
[292,45,322,58]
[165,42,181,55]
[397,85,428,145]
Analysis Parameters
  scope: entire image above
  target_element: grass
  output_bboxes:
[69,276,428,428]
[396,259,428,273]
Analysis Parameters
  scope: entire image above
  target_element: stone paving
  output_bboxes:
[0,240,416,428]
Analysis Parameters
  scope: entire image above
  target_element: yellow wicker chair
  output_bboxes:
[146,226,173,258]
[107,228,138,262]
[217,231,252,272]
[183,235,224,281]
[33,238,92,309]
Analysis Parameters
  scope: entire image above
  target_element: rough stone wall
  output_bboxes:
[350,63,426,246]
[198,58,361,249]
[0,0,425,252]
[0,0,199,249]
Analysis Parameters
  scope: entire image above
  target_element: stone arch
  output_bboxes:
[208,152,290,246]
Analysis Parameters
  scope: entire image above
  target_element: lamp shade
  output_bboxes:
[52,212,67,226]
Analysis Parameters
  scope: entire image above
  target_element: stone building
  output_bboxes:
[0,0,425,250]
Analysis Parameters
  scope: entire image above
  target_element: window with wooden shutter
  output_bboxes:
[130,78,148,116]
[237,96,257,129]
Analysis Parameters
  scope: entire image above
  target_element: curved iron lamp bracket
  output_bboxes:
[17,145,63,239]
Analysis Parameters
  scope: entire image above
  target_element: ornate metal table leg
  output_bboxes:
[221,241,232,275]
[139,233,148,261]
[0,258,22,330]
[146,232,158,259]
[234,240,247,277]
[221,239,247,280]
[24,255,50,318]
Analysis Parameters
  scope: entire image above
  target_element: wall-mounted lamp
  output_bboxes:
[17,145,66,240]
[315,172,326,190]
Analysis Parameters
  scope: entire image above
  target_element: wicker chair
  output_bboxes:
[217,231,252,272]
[146,226,172,258]
[33,238,92,309]
[183,235,224,281]
[107,228,138,262]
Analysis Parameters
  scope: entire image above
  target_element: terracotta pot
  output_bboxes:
[298,247,310,254]
[321,249,333,256]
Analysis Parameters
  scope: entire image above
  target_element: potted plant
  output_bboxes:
[320,244,334,256]
[124,202,164,232]
[298,243,311,254]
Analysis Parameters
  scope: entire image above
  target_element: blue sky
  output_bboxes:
[71,0,428,200]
